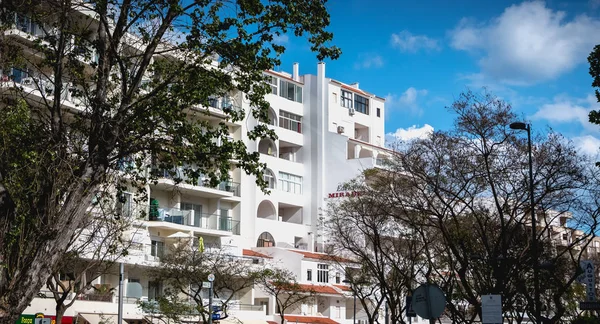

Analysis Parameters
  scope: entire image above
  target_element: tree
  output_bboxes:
[0,0,340,321]
[141,241,267,323]
[257,268,316,324]
[588,45,600,134]
[329,90,600,323]
[46,186,135,324]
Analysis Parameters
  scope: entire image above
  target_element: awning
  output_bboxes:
[78,313,128,324]
[167,231,193,239]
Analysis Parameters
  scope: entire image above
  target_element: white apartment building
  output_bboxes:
[2,10,390,322]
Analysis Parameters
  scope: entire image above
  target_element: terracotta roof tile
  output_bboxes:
[265,70,303,84]
[243,249,272,259]
[284,315,339,324]
[297,284,341,295]
[333,284,352,292]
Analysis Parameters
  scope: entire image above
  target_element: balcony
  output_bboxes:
[147,207,240,235]
[152,168,240,198]
[0,73,87,111]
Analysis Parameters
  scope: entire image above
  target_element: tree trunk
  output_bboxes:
[55,303,66,324]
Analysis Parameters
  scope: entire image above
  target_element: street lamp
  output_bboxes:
[509,121,540,321]
[342,279,357,324]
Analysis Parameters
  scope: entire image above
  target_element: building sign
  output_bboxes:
[327,191,361,199]
[577,260,596,301]
[17,315,74,324]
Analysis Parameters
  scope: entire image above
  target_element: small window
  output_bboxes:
[279,80,302,103]
[376,108,381,117]
[562,234,568,240]
[307,269,312,281]
[335,272,340,284]
[267,75,278,94]
[332,92,337,103]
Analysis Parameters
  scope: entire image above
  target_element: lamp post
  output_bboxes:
[509,121,540,322]
[343,279,357,324]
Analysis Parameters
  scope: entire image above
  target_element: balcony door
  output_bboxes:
[182,202,202,227]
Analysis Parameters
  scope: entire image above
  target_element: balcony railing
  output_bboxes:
[154,168,240,196]
[148,207,240,234]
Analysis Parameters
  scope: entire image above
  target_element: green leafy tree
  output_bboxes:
[0,0,340,322]
[588,45,600,166]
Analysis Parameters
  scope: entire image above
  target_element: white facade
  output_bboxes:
[5,10,389,320]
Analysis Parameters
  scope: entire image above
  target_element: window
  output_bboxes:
[317,264,329,283]
[562,233,568,241]
[279,80,302,103]
[264,169,276,189]
[334,306,341,319]
[332,92,337,103]
[279,110,302,133]
[148,281,162,300]
[354,94,369,115]
[117,192,133,218]
[377,108,381,117]
[219,209,230,231]
[257,232,275,247]
[151,240,164,258]
[182,202,202,227]
[268,75,278,94]
[278,172,302,194]
[341,90,352,108]
[335,272,340,284]
[307,269,312,281]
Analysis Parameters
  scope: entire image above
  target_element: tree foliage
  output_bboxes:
[588,44,600,165]
[328,90,600,323]
[0,0,340,321]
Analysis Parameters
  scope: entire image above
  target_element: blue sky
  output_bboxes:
[274,0,600,158]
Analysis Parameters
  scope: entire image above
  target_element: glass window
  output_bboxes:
[257,232,275,247]
[307,269,312,281]
[354,94,369,115]
[279,80,302,103]
[341,90,352,108]
[151,240,164,258]
[264,169,276,189]
[268,76,278,94]
[279,110,302,133]
[317,264,328,283]
[377,108,381,117]
[278,172,302,194]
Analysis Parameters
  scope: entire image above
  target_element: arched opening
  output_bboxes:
[263,169,276,189]
[257,232,275,247]
[267,107,277,126]
[258,138,277,157]
[257,200,277,220]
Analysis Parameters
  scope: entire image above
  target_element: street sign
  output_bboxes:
[405,296,416,317]
[208,273,215,282]
[579,261,596,301]
[482,295,502,324]
[411,284,446,319]
[580,301,600,310]
[202,282,211,288]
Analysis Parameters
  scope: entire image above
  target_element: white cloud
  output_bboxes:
[531,94,600,132]
[572,135,600,158]
[386,87,429,115]
[354,53,384,70]
[390,31,440,53]
[272,34,289,44]
[450,1,600,85]
[386,124,435,144]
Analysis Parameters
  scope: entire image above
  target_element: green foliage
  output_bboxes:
[588,44,600,166]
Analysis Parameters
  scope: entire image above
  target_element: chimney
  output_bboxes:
[350,82,359,89]
[292,62,299,81]
[317,62,325,82]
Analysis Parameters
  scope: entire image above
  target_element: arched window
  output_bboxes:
[257,232,275,247]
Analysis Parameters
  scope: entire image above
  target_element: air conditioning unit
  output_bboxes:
[337,126,345,134]
[349,108,356,116]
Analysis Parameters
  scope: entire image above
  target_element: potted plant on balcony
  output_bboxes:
[149,198,159,221]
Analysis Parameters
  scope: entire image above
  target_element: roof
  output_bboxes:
[288,249,355,263]
[297,284,342,295]
[333,284,352,292]
[243,249,272,259]
[265,70,303,84]
[284,315,339,324]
